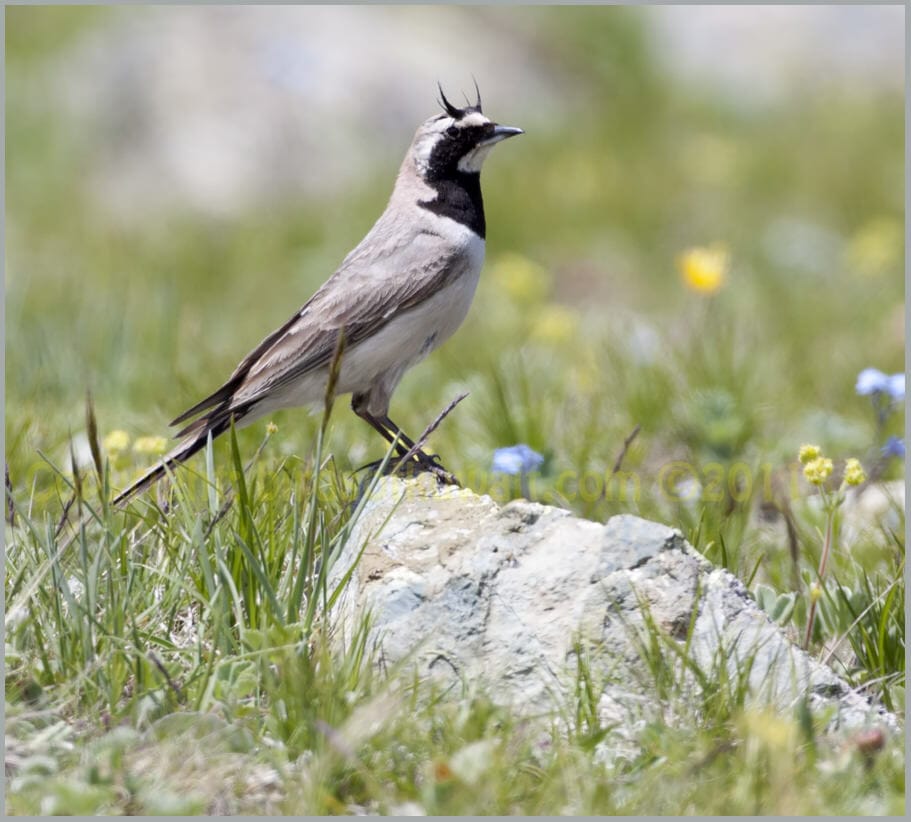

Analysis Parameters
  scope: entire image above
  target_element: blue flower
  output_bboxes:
[856,368,890,396]
[881,436,905,459]
[491,444,545,475]
[856,367,905,399]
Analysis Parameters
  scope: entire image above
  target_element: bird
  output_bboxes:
[113,83,523,507]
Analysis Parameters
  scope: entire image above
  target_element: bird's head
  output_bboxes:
[409,83,523,181]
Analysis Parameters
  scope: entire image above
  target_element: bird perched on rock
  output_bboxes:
[114,84,523,506]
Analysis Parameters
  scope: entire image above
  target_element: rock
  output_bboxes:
[327,477,898,741]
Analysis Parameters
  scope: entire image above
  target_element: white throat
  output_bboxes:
[458,143,495,174]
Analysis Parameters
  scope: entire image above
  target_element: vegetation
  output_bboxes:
[6,5,904,814]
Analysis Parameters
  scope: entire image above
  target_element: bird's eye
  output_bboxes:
[446,125,459,137]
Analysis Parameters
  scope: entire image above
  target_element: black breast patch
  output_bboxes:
[419,172,485,237]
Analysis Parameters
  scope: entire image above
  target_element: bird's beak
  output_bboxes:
[485,124,524,145]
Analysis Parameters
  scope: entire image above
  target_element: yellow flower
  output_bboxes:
[266,421,278,435]
[103,430,131,453]
[809,582,822,604]
[530,304,580,345]
[740,709,796,751]
[489,253,551,305]
[803,456,833,485]
[133,435,168,456]
[677,244,729,295]
[798,444,821,464]
[845,217,902,278]
[843,457,866,487]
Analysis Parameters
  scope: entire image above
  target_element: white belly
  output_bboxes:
[336,236,484,393]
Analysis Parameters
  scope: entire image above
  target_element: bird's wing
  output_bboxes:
[172,228,468,427]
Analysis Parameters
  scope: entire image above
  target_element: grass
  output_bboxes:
[5,4,905,815]
[5,461,904,813]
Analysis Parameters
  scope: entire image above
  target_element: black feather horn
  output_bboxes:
[472,76,482,112]
[437,83,464,119]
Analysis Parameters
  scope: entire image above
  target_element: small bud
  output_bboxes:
[803,457,833,485]
[843,457,866,486]
[798,444,821,464]
[133,435,168,456]
[266,422,278,435]
[103,430,131,454]
[853,727,886,759]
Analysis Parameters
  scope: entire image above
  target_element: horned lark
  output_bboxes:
[114,85,522,505]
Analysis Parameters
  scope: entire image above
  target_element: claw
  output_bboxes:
[353,449,461,491]
[412,450,459,486]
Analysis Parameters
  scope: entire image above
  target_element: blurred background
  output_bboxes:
[6,5,904,546]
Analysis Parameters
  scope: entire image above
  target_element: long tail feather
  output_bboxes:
[169,383,235,427]
[112,432,207,508]
[112,413,237,507]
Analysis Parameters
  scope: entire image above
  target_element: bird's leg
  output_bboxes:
[378,414,447,471]
[351,395,411,458]
[381,413,459,486]
[366,415,413,457]
[376,415,419,452]
[351,395,457,485]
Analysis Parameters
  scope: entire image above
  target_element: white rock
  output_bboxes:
[328,478,898,737]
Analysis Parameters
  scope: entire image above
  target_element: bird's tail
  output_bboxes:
[112,415,232,508]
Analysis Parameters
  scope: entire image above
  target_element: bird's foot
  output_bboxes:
[354,451,460,487]
[410,449,460,487]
